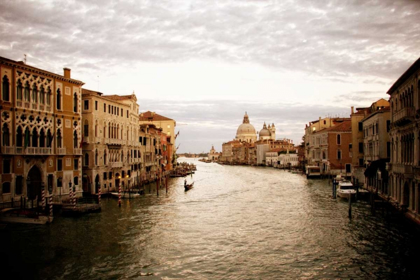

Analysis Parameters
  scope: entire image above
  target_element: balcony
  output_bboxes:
[95,137,102,144]
[105,138,124,145]
[392,163,413,175]
[1,146,15,154]
[57,147,66,155]
[73,148,82,155]
[26,147,52,155]
[111,162,123,168]
[393,107,415,126]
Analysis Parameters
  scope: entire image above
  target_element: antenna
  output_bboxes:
[24,54,27,64]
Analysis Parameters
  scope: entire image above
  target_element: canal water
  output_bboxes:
[1,158,419,279]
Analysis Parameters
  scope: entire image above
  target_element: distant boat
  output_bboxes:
[337,181,356,199]
[0,208,52,224]
[184,182,194,191]
[111,192,141,199]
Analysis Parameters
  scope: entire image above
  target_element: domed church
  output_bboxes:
[259,122,276,141]
[236,112,258,143]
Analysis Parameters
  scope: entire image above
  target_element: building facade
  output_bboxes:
[387,57,420,221]
[0,56,84,204]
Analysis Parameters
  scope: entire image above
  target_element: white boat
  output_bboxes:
[111,192,140,199]
[337,181,356,199]
[0,208,52,224]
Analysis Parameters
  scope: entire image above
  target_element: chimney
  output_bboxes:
[63,68,71,79]
[351,106,354,114]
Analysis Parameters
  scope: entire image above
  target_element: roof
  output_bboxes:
[104,95,134,101]
[387,57,420,94]
[362,107,390,122]
[82,88,103,96]
[321,120,352,133]
[139,111,174,121]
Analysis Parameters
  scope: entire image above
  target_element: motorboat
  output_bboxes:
[337,181,356,199]
[184,182,194,191]
[0,208,52,224]
[111,192,141,199]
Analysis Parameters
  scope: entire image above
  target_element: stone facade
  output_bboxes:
[0,56,84,204]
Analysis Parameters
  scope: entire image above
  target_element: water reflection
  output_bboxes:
[1,159,419,279]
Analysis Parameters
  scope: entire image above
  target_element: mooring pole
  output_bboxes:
[348,193,352,219]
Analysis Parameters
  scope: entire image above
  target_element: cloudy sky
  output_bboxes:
[1,0,419,153]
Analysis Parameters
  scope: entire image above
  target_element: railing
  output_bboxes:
[393,107,415,124]
[1,146,15,154]
[111,162,123,168]
[32,103,37,110]
[73,148,82,155]
[26,147,52,155]
[16,100,22,107]
[105,138,124,145]
[392,163,413,174]
[57,147,66,155]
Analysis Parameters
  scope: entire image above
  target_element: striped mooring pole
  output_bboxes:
[69,187,73,205]
[73,187,76,209]
[118,184,122,207]
[42,187,46,211]
[49,194,53,222]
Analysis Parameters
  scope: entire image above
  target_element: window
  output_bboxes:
[359,158,364,166]
[73,131,78,148]
[358,122,363,131]
[126,110,128,118]
[359,142,363,153]
[2,75,10,101]
[74,93,78,112]
[337,150,341,159]
[46,87,51,105]
[84,100,89,110]
[104,103,106,112]
[2,124,10,146]
[387,120,390,132]
[95,101,98,110]
[84,121,89,137]
[56,89,61,110]
[24,81,30,102]
[32,84,38,103]
[74,177,79,186]
[103,172,107,180]
[84,153,89,166]
[3,159,11,173]
[74,159,79,170]
[376,123,378,135]
[16,80,22,100]
[387,141,390,158]
[2,182,10,193]
[109,172,113,179]
[57,177,62,188]
[39,86,45,104]
[57,159,62,171]
[16,176,23,195]
[345,164,351,173]
[337,134,341,145]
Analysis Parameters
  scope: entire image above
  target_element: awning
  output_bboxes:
[364,159,389,179]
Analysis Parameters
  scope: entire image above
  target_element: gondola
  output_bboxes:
[184,182,194,191]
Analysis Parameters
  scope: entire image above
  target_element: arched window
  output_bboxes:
[32,128,38,147]
[47,129,53,147]
[32,84,38,103]
[46,87,51,106]
[337,149,342,160]
[39,86,45,104]
[337,134,341,145]
[95,150,98,165]
[56,88,61,110]
[39,129,45,147]
[2,124,10,146]
[73,93,78,113]
[104,150,107,165]
[73,131,78,148]
[2,75,10,101]
[24,81,30,102]
[84,153,89,166]
[16,80,22,101]
[95,121,98,137]
[24,127,30,148]
[16,126,23,147]
[57,129,62,148]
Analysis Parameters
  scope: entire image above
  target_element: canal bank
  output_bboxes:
[1,158,419,279]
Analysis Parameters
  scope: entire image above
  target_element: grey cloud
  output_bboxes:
[1,0,419,79]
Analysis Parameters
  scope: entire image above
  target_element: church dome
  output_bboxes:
[236,112,257,143]
[259,122,271,137]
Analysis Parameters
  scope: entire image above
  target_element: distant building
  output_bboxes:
[208,145,220,161]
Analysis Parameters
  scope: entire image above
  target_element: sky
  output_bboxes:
[1,0,419,153]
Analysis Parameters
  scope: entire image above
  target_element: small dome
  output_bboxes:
[259,128,271,137]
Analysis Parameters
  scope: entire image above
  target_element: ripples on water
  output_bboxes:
[1,159,419,279]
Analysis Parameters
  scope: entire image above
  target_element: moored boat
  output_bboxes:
[0,208,52,224]
[337,181,356,199]
[110,192,141,199]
